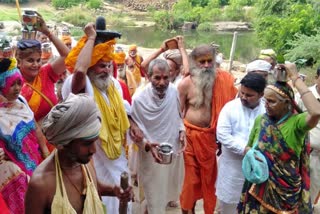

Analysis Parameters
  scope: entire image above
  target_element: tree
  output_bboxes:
[254,1,320,53]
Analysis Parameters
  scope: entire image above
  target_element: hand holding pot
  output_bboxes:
[283,63,299,80]
[145,142,162,163]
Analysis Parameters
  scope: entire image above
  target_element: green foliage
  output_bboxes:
[152,0,256,30]
[52,0,86,9]
[255,2,320,53]
[197,22,215,31]
[153,10,175,30]
[190,0,209,7]
[223,4,246,21]
[59,6,94,27]
[219,0,229,5]
[87,0,102,9]
[285,30,320,67]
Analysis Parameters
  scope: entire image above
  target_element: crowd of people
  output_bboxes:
[1,13,320,214]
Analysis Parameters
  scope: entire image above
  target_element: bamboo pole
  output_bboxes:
[228,31,238,73]
[15,0,22,23]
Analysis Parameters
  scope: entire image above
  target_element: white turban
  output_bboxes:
[246,60,272,73]
[42,93,101,146]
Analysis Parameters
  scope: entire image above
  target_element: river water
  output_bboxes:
[115,26,261,63]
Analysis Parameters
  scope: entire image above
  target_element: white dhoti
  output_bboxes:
[93,140,132,214]
[131,83,185,214]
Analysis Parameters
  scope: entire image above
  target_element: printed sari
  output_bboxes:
[238,114,311,214]
[0,99,42,214]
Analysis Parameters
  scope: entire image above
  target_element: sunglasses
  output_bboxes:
[17,40,41,50]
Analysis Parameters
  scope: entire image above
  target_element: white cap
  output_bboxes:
[246,60,272,73]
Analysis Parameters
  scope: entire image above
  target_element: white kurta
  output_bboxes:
[61,74,131,214]
[131,83,185,214]
[216,98,265,204]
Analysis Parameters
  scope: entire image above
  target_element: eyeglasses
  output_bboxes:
[17,40,41,50]
[262,97,283,107]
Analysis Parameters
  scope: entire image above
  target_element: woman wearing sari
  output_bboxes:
[16,12,69,124]
[238,63,320,213]
[0,58,47,214]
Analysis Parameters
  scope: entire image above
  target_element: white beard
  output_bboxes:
[88,72,112,91]
[190,67,215,109]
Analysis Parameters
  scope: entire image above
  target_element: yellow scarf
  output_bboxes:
[93,84,130,160]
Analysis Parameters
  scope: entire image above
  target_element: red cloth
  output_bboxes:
[0,193,10,214]
[119,79,132,104]
[180,69,237,213]
[113,61,132,104]
[21,63,59,121]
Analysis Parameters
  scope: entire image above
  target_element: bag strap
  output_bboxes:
[25,83,54,107]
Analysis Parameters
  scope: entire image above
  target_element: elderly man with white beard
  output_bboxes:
[178,44,238,214]
[61,22,143,214]
[131,58,185,214]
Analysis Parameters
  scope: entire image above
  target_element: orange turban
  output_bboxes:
[129,44,137,51]
[65,36,116,73]
[114,51,126,64]
[61,35,72,45]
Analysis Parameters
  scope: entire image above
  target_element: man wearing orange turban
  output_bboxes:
[114,48,137,97]
[61,35,72,49]
[125,44,145,86]
[62,21,143,213]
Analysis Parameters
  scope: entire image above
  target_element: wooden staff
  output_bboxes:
[119,171,129,214]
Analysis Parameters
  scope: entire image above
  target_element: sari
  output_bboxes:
[0,97,42,214]
[238,113,311,214]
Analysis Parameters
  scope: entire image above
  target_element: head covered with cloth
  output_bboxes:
[65,16,121,73]
[42,93,101,148]
[0,58,23,101]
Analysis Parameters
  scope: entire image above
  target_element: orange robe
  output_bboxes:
[180,69,238,213]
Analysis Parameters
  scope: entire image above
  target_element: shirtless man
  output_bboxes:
[178,45,237,214]
[24,94,133,214]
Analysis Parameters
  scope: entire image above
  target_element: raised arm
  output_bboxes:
[286,63,320,128]
[176,36,189,76]
[36,12,69,76]
[71,23,97,94]
[141,39,168,72]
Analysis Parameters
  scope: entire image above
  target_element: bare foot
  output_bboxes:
[167,201,179,208]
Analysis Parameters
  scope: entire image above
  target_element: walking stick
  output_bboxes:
[119,171,129,214]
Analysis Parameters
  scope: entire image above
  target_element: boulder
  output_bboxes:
[182,21,197,31]
[213,21,252,32]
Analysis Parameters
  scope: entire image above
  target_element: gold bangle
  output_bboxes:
[300,90,311,98]
[292,76,301,87]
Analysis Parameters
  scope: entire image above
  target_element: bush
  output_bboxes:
[197,22,215,31]
[52,0,86,8]
[285,30,320,67]
[153,10,175,30]
[59,6,94,27]
[87,0,102,9]
[223,5,246,20]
